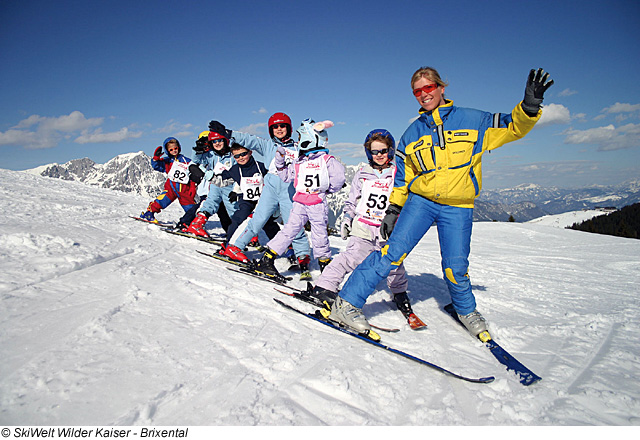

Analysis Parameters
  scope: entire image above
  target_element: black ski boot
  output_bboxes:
[309,285,337,308]
[393,292,414,316]
[252,248,282,278]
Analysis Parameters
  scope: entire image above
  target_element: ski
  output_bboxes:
[164,228,225,245]
[395,303,428,330]
[444,303,541,386]
[227,266,292,284]
[275,298,494,384]
[273,287,400,333]
[130,216,173,227]
[196,250,251,268]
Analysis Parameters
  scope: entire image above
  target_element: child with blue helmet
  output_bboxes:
[140,137,197,222]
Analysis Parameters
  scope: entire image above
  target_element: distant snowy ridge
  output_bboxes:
[23,151,164,198]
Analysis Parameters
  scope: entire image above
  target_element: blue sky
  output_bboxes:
[1,0,639,189]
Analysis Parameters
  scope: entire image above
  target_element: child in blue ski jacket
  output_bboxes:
[183,123,238,238]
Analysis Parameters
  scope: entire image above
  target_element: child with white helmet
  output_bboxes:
[252,119,346,279]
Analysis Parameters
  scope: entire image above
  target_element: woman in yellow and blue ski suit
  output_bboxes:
[334,67,553,337]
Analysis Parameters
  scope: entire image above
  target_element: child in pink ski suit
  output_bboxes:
[310,130,411,314]
[252,119,345,278]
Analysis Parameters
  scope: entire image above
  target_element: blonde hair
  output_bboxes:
[410,66,448,89]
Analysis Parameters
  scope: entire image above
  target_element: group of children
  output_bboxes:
[139,113,417,327]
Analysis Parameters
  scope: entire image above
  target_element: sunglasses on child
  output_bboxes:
[370,148,388,156]
[412,83,439,97]
[233,151,250,159]
[271,123,288,129]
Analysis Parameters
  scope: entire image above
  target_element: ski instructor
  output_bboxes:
[329,67,554,338]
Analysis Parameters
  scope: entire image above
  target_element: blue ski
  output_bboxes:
[275,298,495,384]
[444,304,541,386]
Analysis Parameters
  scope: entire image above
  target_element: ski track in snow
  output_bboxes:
[1,169,640,426]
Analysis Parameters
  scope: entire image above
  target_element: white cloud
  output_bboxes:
[75,127,143,144]
[601,102,640,114]
[537,103,571,127]
[253,107,268,114]
[237,122,267,136]
[0,111,142,150]
[558,88,578,97]
[563,122,640,151]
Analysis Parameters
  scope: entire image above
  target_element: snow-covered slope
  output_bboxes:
[527,209,612,229]
[1,168,639,425]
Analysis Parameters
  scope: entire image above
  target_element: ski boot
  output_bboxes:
[139,210,156,222]
[252,248,283,279]
[393,292,427,329]
[457,309,490,341]
[318,257,332,273]
[218,243,250,263]
[248,236,260,248]
[298,255,312,281]
[327,296,379,341]
[309,285,337,308]
[393,292,413,316]
[184,212,210,238]
[284,246,297,269]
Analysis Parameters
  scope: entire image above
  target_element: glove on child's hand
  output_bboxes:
[153,146,163,160]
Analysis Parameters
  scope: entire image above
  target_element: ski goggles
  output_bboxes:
[412,83,439,97]
[233,151,250,159]
[370,148,389,156]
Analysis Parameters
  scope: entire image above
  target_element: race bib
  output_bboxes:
[355,177,394,225]
[168,161,190,184]
[240,173,264,201]
[295,156,330,195]
[213,159,232,175]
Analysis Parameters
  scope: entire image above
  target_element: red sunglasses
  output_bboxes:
[412,83,439,97]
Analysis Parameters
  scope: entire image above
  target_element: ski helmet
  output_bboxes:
[268,112,292,140]
[296,119,333,153]
[163,137,181,156]
[364,129,395,163]
[208,130,230,156]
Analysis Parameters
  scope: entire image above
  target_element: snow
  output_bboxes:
[1,168,640,427]
[527,210,610,229]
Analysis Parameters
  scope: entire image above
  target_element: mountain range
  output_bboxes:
[24,151,640,224]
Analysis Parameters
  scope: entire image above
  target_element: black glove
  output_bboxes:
[208,120,229,138]
[153,146,163,160]
[521,68,554,116]
[193,137,209,153]
[380,204,402,240]
[189,164,204,184]
[228,191,238,203]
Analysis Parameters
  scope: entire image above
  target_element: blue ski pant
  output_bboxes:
[199,184,238,224]
[340,193,476,315]
[232,173,311,258]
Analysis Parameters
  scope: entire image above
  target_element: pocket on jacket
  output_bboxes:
[406,135,435,172]
[445,130,478,168]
